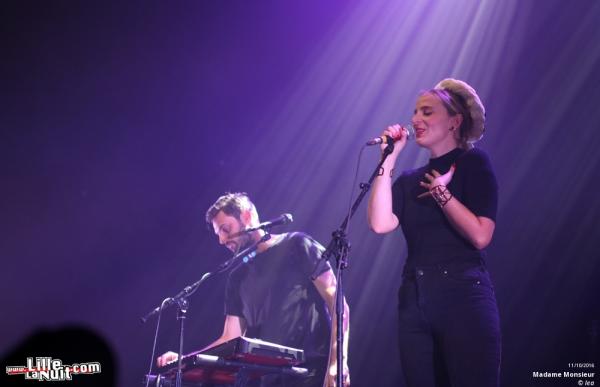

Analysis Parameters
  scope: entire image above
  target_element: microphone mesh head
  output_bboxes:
[403,124,415,140]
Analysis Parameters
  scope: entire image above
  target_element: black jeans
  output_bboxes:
[398,261,501,387]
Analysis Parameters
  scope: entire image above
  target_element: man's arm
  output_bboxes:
[156,315,246,367]
[202,314,246,351]
[313,268,350,386]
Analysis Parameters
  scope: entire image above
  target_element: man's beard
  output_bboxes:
[232,219,254,254]
[235,233,254,254]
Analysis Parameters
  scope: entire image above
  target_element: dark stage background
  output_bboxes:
[2,1,600,386]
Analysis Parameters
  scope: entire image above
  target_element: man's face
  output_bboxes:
[211,210,251,254]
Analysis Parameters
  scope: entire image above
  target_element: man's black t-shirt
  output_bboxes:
[225,232,332,361]
[392,147,498,271]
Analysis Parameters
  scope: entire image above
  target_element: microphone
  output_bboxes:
[366,124,415,146]
[239,213,294,234]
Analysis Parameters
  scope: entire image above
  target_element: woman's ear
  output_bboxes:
[450,114,463,131]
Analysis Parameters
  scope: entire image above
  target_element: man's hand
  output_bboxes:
[156,351,178,368]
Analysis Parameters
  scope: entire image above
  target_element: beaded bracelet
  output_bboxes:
[430,185,453,207]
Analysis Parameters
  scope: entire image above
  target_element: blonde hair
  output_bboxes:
[433,78,486,148]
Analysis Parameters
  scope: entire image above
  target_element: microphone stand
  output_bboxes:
[321,142,395,387]
[141,233,272,387]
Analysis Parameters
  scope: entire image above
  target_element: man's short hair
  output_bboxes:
[205,192,258,227]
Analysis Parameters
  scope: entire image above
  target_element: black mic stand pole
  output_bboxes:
[321,142,395,387]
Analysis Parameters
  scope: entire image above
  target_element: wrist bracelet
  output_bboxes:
[430,185,452,207]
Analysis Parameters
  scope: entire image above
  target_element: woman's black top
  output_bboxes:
[392,147,498,272]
